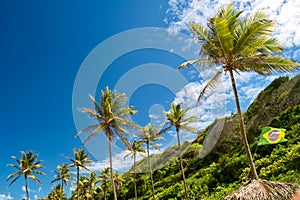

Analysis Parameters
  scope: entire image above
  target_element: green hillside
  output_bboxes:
[114,75,300,200]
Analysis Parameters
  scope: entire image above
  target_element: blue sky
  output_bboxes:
[1,0,300,199]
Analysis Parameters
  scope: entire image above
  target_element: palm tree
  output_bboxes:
[178,3,299,180]
[124,139,146,200]
[67,148,92,200]
[47,184,67,200]
[7,151,45,200]
[51,163,72,191]
[99,167,110,200]
[163,102,199,199]
[76,172,101,200]
[76,86,139,200]
[113,172,124,191]
[138,124,164,200]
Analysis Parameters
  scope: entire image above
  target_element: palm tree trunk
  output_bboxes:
[176,127,189,200]
[61,179,64,192]
[108,138,118,200]
[229,69,259,180]
[134,153,138,200]
[104,185,107,200]
[77,166,80,200]
[24,175,29,200]
[147,142,156,200]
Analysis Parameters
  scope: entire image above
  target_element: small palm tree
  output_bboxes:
[76,86,139,200]
[100,167,110,200]
[163,102,199,199]
[67,148,92,200]
[113,172,124,191]
[51,163,72,190]
[76,172,101,200]
[47,184,67,200]
[178,3,299,180]
[7,151,45,200]
[124,139,146,200]
[138,124,164,200]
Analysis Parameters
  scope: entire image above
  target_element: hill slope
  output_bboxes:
[115,75,300,200]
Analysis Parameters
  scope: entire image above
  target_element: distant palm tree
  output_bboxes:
[138,124,164,200]
[76,86,139,200]
[178,3,299,180]
[7,151,45,200]
[163,102,199,200]
[47,184,67,200]
[124,139,146,200]
[113,172,124,191]
[67,148,92,200]
[76,172,100,200]
[51,163,72,190]
[100,167,110,200]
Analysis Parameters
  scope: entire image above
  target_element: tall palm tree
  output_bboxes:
[67,148,92,200]
[51,163,72,190]
[178,3,299,180]
[163,102,199,200]
[76,86,139,200]
[7,151,45,200]
[138,124,164,200]
[100,167,110,200]
[124,139,146,200]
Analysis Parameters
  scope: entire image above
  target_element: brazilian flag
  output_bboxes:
[258,127,287,146]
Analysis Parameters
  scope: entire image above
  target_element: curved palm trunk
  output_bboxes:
[133,153,138,200]
[76,166,80,200]
[176,127,189,200]
[147,142,156,200]
[108,138,118,200]
[229,69,259,180]
[24,175,29,200]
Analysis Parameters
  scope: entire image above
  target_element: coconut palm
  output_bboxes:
[7,151,45,200]
[163,102,199,199]
[124,139,146,200]
[76,172,101,200]
[67,148,92,200]
[178,3,299,180]
[100,167,110,200]
[138,124,164,200]
[113,172,124,191]
[51,163,72,190]
[47,184,67,200]
[76,86,139,200]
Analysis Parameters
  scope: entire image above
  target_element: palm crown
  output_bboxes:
[7,151,45,200]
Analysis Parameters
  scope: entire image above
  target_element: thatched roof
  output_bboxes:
[224,179,300,200]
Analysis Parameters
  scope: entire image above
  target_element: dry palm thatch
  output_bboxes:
[224,179,300,200]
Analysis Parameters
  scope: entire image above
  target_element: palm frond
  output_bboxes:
[197,70,223,105]
[214,15,234,56]
[75,123,100,138]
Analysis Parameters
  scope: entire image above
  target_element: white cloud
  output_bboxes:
[0,194,13,200]
[165,0,300,50]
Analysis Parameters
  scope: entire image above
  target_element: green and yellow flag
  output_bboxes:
[258,127,287,146]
